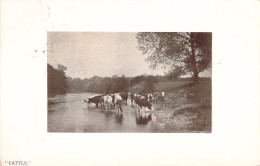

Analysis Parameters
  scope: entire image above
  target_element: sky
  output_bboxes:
[47,32,211,78]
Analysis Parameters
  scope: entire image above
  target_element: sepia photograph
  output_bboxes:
[47,32,212,133]
[2,0,260,165]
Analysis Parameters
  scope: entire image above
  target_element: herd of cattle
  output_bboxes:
[84,92,165,114]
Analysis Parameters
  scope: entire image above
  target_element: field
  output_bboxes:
[129,79,194,94]
[155,81,194,92]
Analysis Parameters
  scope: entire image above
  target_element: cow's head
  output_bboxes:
[84,99,89,103]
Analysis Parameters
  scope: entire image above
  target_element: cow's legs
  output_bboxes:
[115,105,118,114]
[105,103,108,111]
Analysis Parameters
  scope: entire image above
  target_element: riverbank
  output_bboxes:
[152,79,211,132]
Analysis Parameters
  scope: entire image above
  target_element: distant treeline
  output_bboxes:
[47,63,196,96]
[66,74,194,94]
[66,75,158,94]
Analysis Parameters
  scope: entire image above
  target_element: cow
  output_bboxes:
[153,92,165,103]
[84,94,104,108]
[135,95,152,122]
[135,112,152,124]
[103,95,113,111]
[129,93,135,105]
[133,94,141,107]
[142,94,148,100]
[114,94,123,114]
[119,93,128,105]
[135,95,152,111]
[99,97,104,106]
[109,94,115,106]
[159,92,165,102]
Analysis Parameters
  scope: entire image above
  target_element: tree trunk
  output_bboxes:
[190,33,199,85]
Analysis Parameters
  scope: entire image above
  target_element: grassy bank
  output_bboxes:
[152,78,211,132]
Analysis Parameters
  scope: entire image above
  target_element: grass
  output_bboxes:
[129,80,194,94]
[152,78,212,132]
[155,81,194,92]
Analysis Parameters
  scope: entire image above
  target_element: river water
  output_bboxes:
[48,93,163,132]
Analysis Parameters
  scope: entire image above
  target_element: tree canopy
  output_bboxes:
[136,32,212,83]
[48,64,67,97]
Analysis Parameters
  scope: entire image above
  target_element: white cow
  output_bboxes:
[154,92,165,103]
[103,95,113,111]
[114,94,123,113]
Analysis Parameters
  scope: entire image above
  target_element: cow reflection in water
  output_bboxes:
[115,113,123,123]
[135,110,152,125]
[134,94,152,125]
[104,111,113,121]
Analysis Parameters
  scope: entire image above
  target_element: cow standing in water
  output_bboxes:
[114,94,123,114]
[135,96,152,110]
[103,95,113,111]
[119,93,128,105]
[129,93,135,106]
[84,95,104,108]
[133,94,138,107]
[135,95,152,121]
[110,94,116,107]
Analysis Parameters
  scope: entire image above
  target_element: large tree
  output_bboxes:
[136,32,212,84]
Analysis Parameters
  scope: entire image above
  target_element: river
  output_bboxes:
[48,92,164,132]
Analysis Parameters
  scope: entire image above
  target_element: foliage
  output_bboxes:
[166,66,184,80]
[66,75,159,94]
[48,64,67,97]
[112,75,129,93]
[141,76,158,93]
[136,32,212,83]
[67,75,129,94]
[130,75,146,86]
[57,64,67,72]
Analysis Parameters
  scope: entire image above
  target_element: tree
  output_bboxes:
[130,75,146,86]
[48,64,67,96]
[142,76,157,93]
[166,66,184,80]
[57,64,67,72]
[136,32,212,84]
[112,75,129,93]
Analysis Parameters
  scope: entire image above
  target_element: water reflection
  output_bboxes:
[135,110,152,125]
[48,93,163,132]
[115,113,123,124]
[104,111,113,120]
